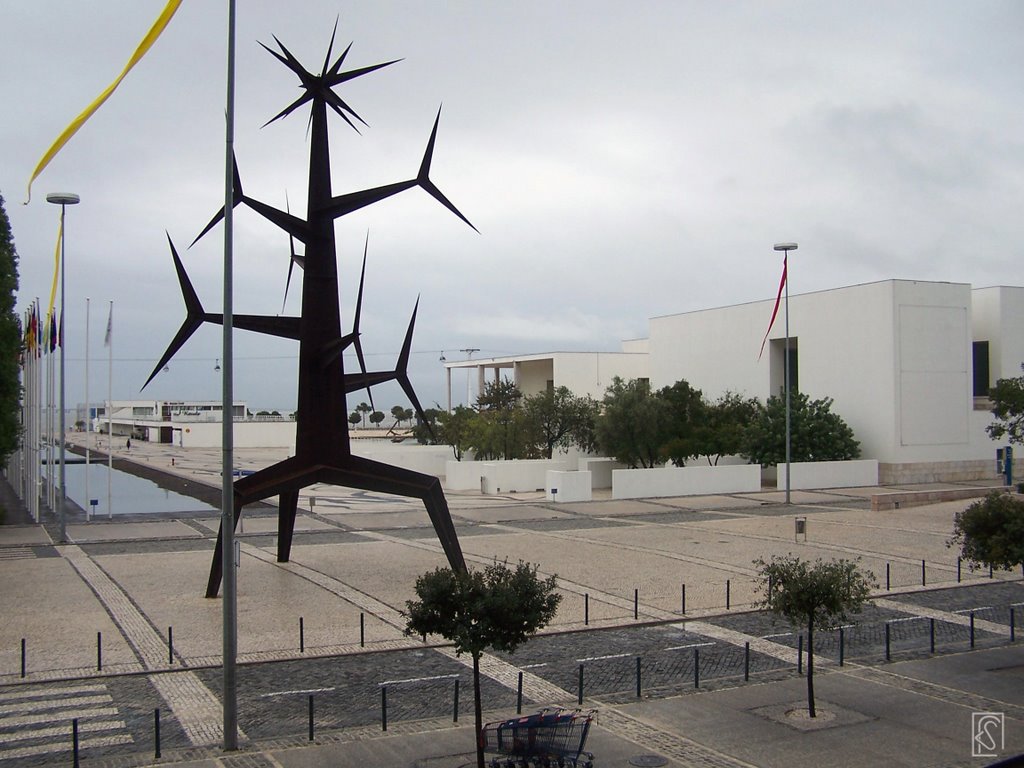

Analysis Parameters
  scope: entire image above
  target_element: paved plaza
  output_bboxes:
[1,439,1022,766]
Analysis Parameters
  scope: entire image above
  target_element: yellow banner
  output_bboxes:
[47,217,62,321]
[25,0,184,203]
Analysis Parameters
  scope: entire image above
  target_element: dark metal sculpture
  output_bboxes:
[144,28,475,597]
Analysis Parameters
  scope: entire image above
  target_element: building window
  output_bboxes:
[973,341,990,397]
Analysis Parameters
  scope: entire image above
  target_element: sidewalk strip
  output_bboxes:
[874,598,1011,636]
[682,621,800,664]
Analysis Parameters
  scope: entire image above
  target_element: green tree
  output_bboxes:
[0,194,21,463]
[390,404,413,429]
[756,555,875,718]
[369,410,385,427]
[658,379,706,466]
[521,386,598,459]
[433,405,477,460]
[695,391,761,465]
[595,377,671,468]
[471,380,527,460]
[987,364,1024,444]
[948,491,1024,573]
[405,560,561,768]
[412,407,444,445]
[355,401,371,428]
[743,392,860,466]
[348,411,361,428]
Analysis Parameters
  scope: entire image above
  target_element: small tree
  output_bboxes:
[743,392,860,466]
[658,379,706,466]
[949,491,1024,573]
[756,555,875,718]
[694,391,761,465]
[348,411,362,428]
[356,401,372,428]
[0,194,21,463]
[369,410,386,428]
[521,386,598,459]
[595,377,672,468]
[405,561,561,768]
[987,365,1024,445]
[434,405,477,460]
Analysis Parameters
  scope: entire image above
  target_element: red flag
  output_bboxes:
[758,255,787,359]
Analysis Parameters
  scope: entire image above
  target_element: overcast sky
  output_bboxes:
[2,1,1022,414]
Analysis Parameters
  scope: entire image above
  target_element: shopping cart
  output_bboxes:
[480,707,596,767]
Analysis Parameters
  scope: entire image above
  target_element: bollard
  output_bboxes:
[634,588,639,620]
[970,611,975,648]
[798,635,804,674]
[73,718,79,767]
[922,559,926,587]
[155,708,161,758]
[930,618,935,653]
[768,574,774,607]
[636,657,642,698]
[744,642,750,681]
[300,617,305,653]
[517,671,523,714]
[585,593,589,626]
[885,623,891,661]
[453,679,460,723]
[1011,607,1016,643]
[381,686,388,731]
[97,631,102,672]
[20,638,25,678]
[958,558,962,583]
[168,626,174,665]
[990,564,994,579]
[360,612,365,648]
[839,628,845,667]
[681,584,686,615]
[726,579,731,610]
[308,694,314,741]
[886,563,891,591]
[694,648,700,688]
[578,664,584,706]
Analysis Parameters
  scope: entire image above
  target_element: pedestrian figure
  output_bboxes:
[126,438,131,451]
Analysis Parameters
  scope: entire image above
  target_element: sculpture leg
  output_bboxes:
[277,489,299,563]
[320,456,466,572]
[205,495,244,598]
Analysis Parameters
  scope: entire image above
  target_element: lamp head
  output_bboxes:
[46,193,80,206]
[773,242,798,252]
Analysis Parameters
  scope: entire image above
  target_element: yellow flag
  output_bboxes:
[25,0,184,203]
[47,217,62,320]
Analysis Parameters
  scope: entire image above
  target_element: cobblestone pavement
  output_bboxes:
[4,462,1024,766]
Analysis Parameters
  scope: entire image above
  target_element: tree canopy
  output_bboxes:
[987,365,1024,445]
[405,560,561,768]
[595,377,671,468]
[756,555,875,717]
[949,491,1024,572]
[0,194,21,464]
[743,391,860,466]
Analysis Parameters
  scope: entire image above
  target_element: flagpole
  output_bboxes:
[106,301,113,518]
[221,0,239,751]
[85,297,91,521]
[773,242,798,505]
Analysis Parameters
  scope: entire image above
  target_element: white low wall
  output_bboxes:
[445,458,575,493]
[781,459,879,489]
[578,457,627,489]
[546,471,592,502]
[354,443,452,478]
[612,464,761,499]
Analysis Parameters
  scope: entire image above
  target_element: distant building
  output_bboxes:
[446,280,1024,483]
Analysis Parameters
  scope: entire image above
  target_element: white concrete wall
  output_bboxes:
[481,459,574,493]
[445,460,484,491]
[353,443,452,477]
[647,279,996,464]
[612,464,761,499]
[546,470,592,502]
[553,352,650,400]
[782,459,879,489]
[579,457,626,489]
[178,421,295,449]
[973,286,1024,383]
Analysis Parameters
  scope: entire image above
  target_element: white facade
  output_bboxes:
[454,280,1024,479]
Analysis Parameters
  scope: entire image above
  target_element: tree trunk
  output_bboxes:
[474,652,485,768]
[806,621,816,718]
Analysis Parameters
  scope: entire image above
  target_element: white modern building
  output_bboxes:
[447,280,1024,483]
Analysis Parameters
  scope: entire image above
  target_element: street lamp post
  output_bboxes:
[773,242,798,505]
[47,192,80,543]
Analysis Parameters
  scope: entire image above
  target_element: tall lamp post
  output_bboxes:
[47,192,80,543]
[773,242,797,505]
